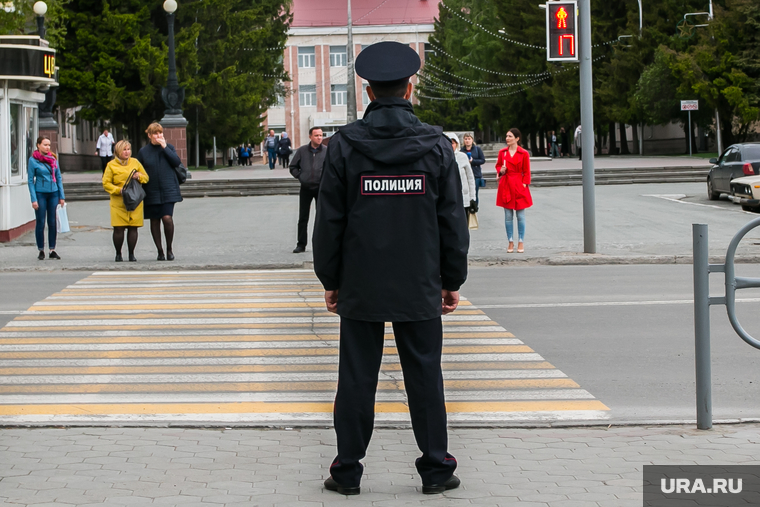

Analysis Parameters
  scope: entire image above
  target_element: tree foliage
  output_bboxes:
[52,0,290,152]
[416,0,759,151]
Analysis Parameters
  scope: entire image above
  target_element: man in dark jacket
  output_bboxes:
[289,127,326,253]
[313,41,469,496]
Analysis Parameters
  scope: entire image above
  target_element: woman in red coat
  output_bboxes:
[495,128,533,253]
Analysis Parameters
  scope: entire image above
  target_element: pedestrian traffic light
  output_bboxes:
[546,1,578,62]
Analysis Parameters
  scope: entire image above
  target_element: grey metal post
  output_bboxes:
[578,0,596,253]
[692,223,712,429]
[345,0,357,123]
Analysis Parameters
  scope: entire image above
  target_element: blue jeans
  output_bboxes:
[474,178,485,205]
[267,148,277,169]
[504,208,526,242]
[34,191,58,250]
[550,142,560,158]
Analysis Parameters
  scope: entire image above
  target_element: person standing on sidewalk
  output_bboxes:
[313,41,468,496]
[495,128,532,253]
[277,132,292,168]
[28,136,65,260]
[136,122,183,261]
[95,128,115,172]
[447,133,477,221]
[462,133,485,205]
[102,140,149,262]
[560,127,569,157]
[550,131,560,158]
[289,127,325,253]
[264,130,278,169]
[574,124,582,160]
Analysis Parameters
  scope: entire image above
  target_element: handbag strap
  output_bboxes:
[122,169,138,192]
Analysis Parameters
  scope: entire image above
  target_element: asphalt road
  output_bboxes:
[462,264,760,424]
[1,264,759,424]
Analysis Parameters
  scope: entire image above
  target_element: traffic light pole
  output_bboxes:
[578,0,596,253]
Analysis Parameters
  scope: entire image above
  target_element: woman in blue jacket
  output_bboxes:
[28,136,65,260]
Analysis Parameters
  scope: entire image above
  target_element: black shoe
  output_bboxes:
[292,245,306,253]
[49,251,61,260]
[38,251,45,260]
[157,252,166,261]
[324,477,360,495]
[115,253,123,262]
[128,254,137,262]
[166,252,175,261]
[423,475,460,495]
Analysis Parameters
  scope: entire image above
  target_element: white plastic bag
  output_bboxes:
[56,204,70,233]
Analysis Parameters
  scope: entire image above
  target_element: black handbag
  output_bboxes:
[122,169,146,211]
[174,163,188,184]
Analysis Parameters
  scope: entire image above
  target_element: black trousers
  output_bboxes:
[100,156,112,172]
[330,316,457,488]
[297,185,319,248]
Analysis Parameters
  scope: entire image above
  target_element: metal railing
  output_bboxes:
[693,219,760,430]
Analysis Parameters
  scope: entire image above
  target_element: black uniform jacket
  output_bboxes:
[289,144,326,190]
[136,143,183,205]
[313,97,469,322]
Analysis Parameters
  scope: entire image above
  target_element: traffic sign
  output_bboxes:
[681,100,699,111]
[546,1,579,62]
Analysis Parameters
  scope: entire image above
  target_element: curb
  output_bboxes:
[3,255,760,272]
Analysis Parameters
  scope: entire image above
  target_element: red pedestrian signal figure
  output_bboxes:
[556,7,568,29]
[546,1,578,62]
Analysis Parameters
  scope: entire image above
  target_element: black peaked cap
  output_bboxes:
[355,41,421,82]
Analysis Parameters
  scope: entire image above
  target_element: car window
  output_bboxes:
[743,145,760,160]
[723,148,739,164]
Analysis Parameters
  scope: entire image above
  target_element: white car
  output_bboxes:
[729,175,760,212]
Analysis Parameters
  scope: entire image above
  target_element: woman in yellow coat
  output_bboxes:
[102,140,149,262]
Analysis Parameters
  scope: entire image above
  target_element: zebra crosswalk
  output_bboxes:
[0,270,609,425]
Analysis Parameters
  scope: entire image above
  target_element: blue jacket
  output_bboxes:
[28,156,65,202]
[464,145,486,179]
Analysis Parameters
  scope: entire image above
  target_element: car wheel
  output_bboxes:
[741,205,760,213]
[707,178,720,200]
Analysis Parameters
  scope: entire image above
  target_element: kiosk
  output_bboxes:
[0,35,57,242]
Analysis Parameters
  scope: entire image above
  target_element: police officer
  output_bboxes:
[313,41,469,496]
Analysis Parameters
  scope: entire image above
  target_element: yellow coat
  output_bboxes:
[103,158,150,227]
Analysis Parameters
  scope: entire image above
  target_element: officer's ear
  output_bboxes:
[403,82,413,100]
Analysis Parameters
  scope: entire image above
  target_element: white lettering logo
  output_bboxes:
[361,175,426,196]
[661,478,742,494]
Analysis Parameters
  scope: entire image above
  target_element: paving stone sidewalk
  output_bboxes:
[1,423,758,506]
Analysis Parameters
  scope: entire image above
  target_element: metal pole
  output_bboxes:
[36,15,45,40]
[688,111,692,157]
[637,0,642,35]
[345,0,357,123]
[195,107,199,169]
[578,0,596,253]
[715,108,723,154]
[692,223,712,430]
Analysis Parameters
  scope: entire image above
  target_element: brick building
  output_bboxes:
[264,0,439,149]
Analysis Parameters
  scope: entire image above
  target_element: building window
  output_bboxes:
[424,43,435,61]
[9,103,20,177]
[329,46,347,67]
[299,85,317,107]
[298,46,315,68]
[362,83,370,106]
[331,84,347,106]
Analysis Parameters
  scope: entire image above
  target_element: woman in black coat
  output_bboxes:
[277,132,293,168]
[136,122,183,261]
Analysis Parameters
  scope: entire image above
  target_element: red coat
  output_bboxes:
[495,146,533,210]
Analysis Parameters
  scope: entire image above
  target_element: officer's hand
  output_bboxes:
[324,290,339,314]
[469,200,478,213]
[441,290,459,314]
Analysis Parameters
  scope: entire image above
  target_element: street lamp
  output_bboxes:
[161,0,185,119]
[33,0,47,39]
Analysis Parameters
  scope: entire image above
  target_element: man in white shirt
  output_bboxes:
[95,129,115,172]
[574,125,582,161]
